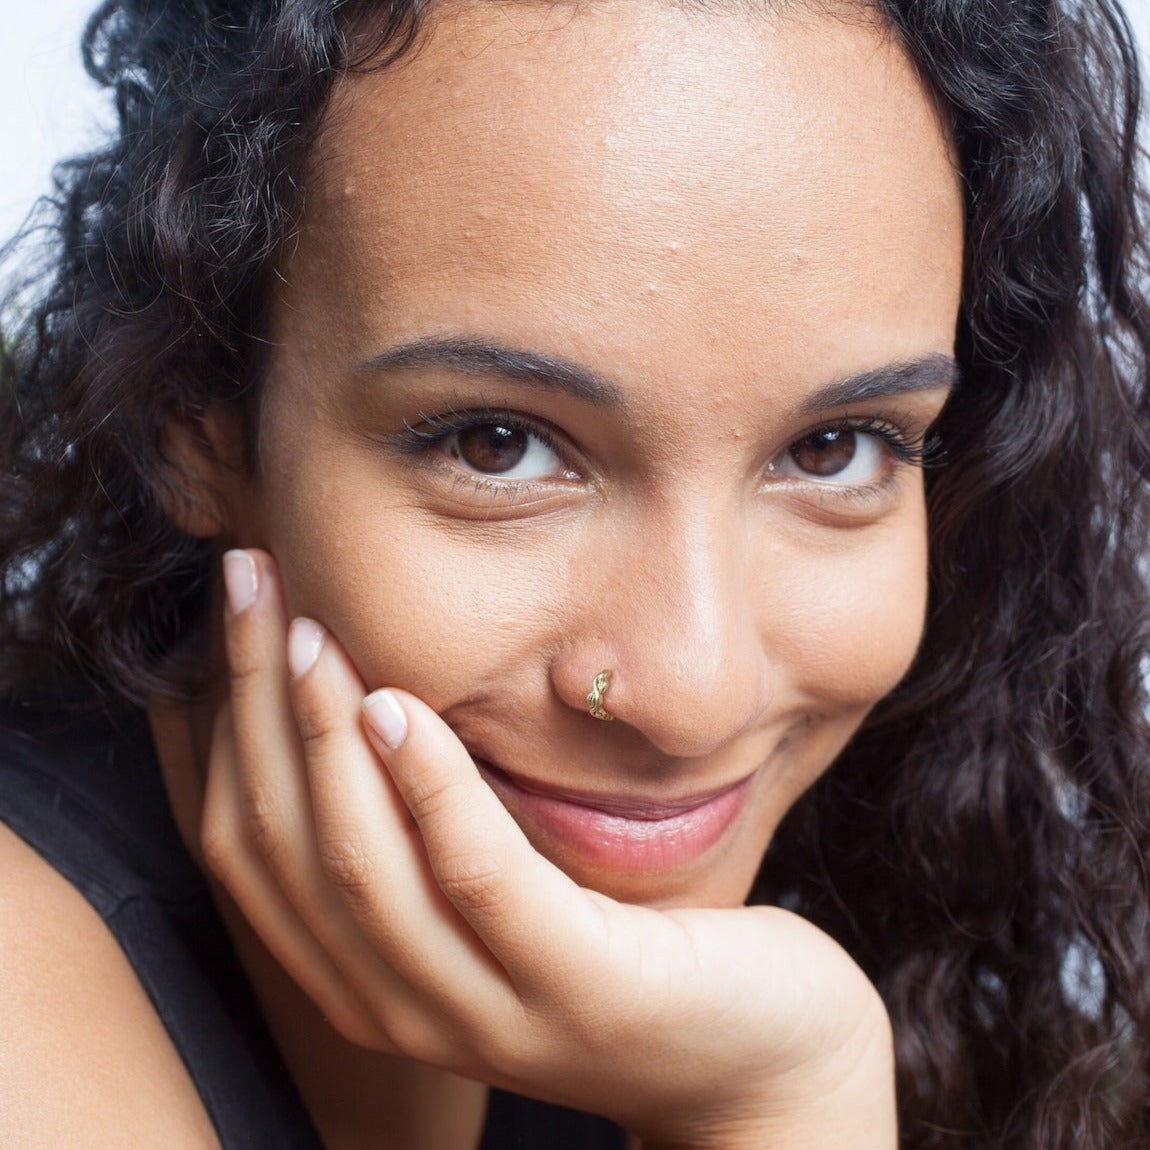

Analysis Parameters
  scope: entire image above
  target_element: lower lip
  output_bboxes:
[478,765,754,872]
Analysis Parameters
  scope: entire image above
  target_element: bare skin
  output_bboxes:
[0,823,222,1149]
[0,2,963,1147]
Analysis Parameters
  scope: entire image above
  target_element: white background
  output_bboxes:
[2,0,1150,242]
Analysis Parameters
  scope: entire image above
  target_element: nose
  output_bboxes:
[552,501,770,759]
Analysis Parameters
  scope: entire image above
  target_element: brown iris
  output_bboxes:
[788,428,859,477]
[449,424,529,474]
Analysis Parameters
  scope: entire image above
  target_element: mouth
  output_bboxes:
[474,759,756,873]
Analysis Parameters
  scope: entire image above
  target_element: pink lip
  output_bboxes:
[477,762,754,872]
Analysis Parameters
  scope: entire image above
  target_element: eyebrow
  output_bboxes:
[357,337,624,406]
[798,354,959,415]
[357,336,957,411]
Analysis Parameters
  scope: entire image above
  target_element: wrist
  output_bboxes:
[637,996,897,1150]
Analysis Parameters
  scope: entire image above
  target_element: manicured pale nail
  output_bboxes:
[287,618,325,679]
[223,550,258,615]
[362,689,409,751]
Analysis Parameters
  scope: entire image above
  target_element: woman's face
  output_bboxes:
[226,1,963,907]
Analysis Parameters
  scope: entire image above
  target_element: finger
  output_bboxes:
[359,688,614,995]
[289,622,515,1049]
[201,701,384,1047]
[209,551,391,1046]
[221,550,312,894]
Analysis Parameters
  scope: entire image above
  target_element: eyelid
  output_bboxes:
[788,415,934,468]
[393,406,554,451]
[762,415,935,500]
[847,415,926,455]
[390,405,580,486]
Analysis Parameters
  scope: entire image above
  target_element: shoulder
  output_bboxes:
[0,820,220,1148]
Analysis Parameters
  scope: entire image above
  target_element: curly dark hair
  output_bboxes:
[1,0,1148,1146]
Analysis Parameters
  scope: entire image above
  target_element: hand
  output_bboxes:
[202,549,896,1148]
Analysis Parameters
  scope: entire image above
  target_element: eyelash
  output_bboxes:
[797,415,934,468]
[396,404,557,453]
[392,405,570,496]
[392,406,937,489]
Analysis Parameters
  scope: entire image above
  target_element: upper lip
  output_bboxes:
[475,758,754,821]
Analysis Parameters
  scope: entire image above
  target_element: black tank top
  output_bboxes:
[0,702,625,1150]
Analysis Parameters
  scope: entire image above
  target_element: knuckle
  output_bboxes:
[199,812,235,884]
[223,628,265,693]
[200,781,244,884]
[316,829,378,902]
[436,852,507,915]
[364,994,479,1073]
[369,1000,432,1059]
[242,779,292,870]
[293,696,342,754]
[324,994,395,1052]
[401,772,463,826]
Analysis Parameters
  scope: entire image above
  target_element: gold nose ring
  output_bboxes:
[587,670,615,721]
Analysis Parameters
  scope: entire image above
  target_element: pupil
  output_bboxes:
[791,429,857,477]
[456,424,528,473]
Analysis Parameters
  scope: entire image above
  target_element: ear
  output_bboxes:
[158,406,250,540]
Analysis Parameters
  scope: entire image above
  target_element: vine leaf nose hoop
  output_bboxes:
[587,670,615,721]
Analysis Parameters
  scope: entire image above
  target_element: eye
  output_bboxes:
[439,420,565,480]
[767,426,887,485]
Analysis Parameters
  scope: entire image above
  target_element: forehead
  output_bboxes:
[276,1,962,398]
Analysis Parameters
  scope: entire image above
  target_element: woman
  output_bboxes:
[0,0,1147,1146]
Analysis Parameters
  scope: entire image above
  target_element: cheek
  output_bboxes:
[333,544,562,699]
[773,515,930,712]
[252,460,575,701]
[739,517,930,859]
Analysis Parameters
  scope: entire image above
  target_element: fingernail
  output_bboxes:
[362,689,409,751]
[223,550,258,616]
[287,618,325,679]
